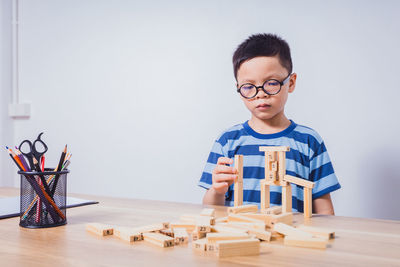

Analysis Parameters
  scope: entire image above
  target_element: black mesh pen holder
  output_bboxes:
[18,168,69,228]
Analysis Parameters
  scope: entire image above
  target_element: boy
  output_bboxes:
[199,34,341,215]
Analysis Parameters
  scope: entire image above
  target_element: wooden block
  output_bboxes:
[228,214,266,226]
[283,175,315,188]
[86,223,113,236]
[195,225,211,233]
[267,151,276,161]
[192,238,207,251]
[282,185,292,213]
[191,231,206,241]
[277,151,286,181]
[173,228,189,244]
[259,146,290,152]
[268,171,277,181]
[212,225,248,234]
[206,242,218,252]
[228,204,258,214]
[143,232,174,248]
[114,227,143,242]
[264,179,287,186]
[131,223,167,234]
[271,231,284,240]
[247,228,271,242]
[234,155,244,207]
[237,213,273,226]
[217,238,260,249]
[273,223,313,238]
[227,222,266,231]
[263,205,282,215]
[265,152,274,182]
[215,216,228,223]
[270,212,293,227]
[159,229,174,237]
[196,216,211,233]
[284,235,327,249]
[206,232,250,243]
[296,225,335,240]
[270,161,278,171]
[170,222,196,232]
[217,246,260,257]
[200,208,215,217]
[217,239,260,257]
[304,187,312,218]
[260,180,270,212]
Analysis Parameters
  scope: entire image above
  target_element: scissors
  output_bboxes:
[19,132,48,170]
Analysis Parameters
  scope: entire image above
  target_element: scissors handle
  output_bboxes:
[19,139,34,158]
[19,139,35,169]
[32,132,48,158]
[18,133,48,169]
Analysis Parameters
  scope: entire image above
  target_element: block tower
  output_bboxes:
[233,146,315,218]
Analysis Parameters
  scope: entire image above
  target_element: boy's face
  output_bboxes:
[236,56,296,123]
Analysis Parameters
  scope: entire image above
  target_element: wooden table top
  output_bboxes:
[1,187,399,267]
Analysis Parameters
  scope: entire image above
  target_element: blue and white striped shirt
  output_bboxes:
[198,120,341,211]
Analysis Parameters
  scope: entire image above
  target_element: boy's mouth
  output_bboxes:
[256,103,271,110]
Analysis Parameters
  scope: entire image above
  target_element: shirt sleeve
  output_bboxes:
[309,141,341,199]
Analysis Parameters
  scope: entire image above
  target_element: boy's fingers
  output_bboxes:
[213,182,228,190]
[214,165,236,174]
[217,157,233,165]
[214,174,236,183]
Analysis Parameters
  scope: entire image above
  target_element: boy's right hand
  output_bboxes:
[211,157,238,195]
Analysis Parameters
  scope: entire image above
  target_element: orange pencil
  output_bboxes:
[7,148,26,171]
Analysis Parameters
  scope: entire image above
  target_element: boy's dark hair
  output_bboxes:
[232,33,292,80]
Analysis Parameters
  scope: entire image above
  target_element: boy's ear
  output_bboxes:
[288,73,297,93]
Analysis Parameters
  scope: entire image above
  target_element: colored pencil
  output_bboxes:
[33,157,53,197]
[6,147,26,171]
[50,145,67,196]
[6,147,25,171]
[36,155,45,223]
[14,147,31,172]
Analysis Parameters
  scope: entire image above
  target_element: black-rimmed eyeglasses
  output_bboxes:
[237,73,292,99]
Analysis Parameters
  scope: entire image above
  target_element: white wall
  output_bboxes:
[0,0,15,187]
[1,0,400,220]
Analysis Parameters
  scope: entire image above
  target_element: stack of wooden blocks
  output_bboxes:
[85,146,335,257]
[86,205,335,257]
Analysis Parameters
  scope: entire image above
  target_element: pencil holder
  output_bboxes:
[18,168,69,228]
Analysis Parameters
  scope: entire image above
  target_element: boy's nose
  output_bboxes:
[255,88,269,99]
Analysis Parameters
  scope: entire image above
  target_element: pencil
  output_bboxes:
[50,145,67,196]
[36,155,45,223]
[33,157,53,197]
[14,147,31,172]
[6,147,25,171]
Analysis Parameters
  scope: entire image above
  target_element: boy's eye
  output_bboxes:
[265,80,279,86]
[241,84,254,91]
